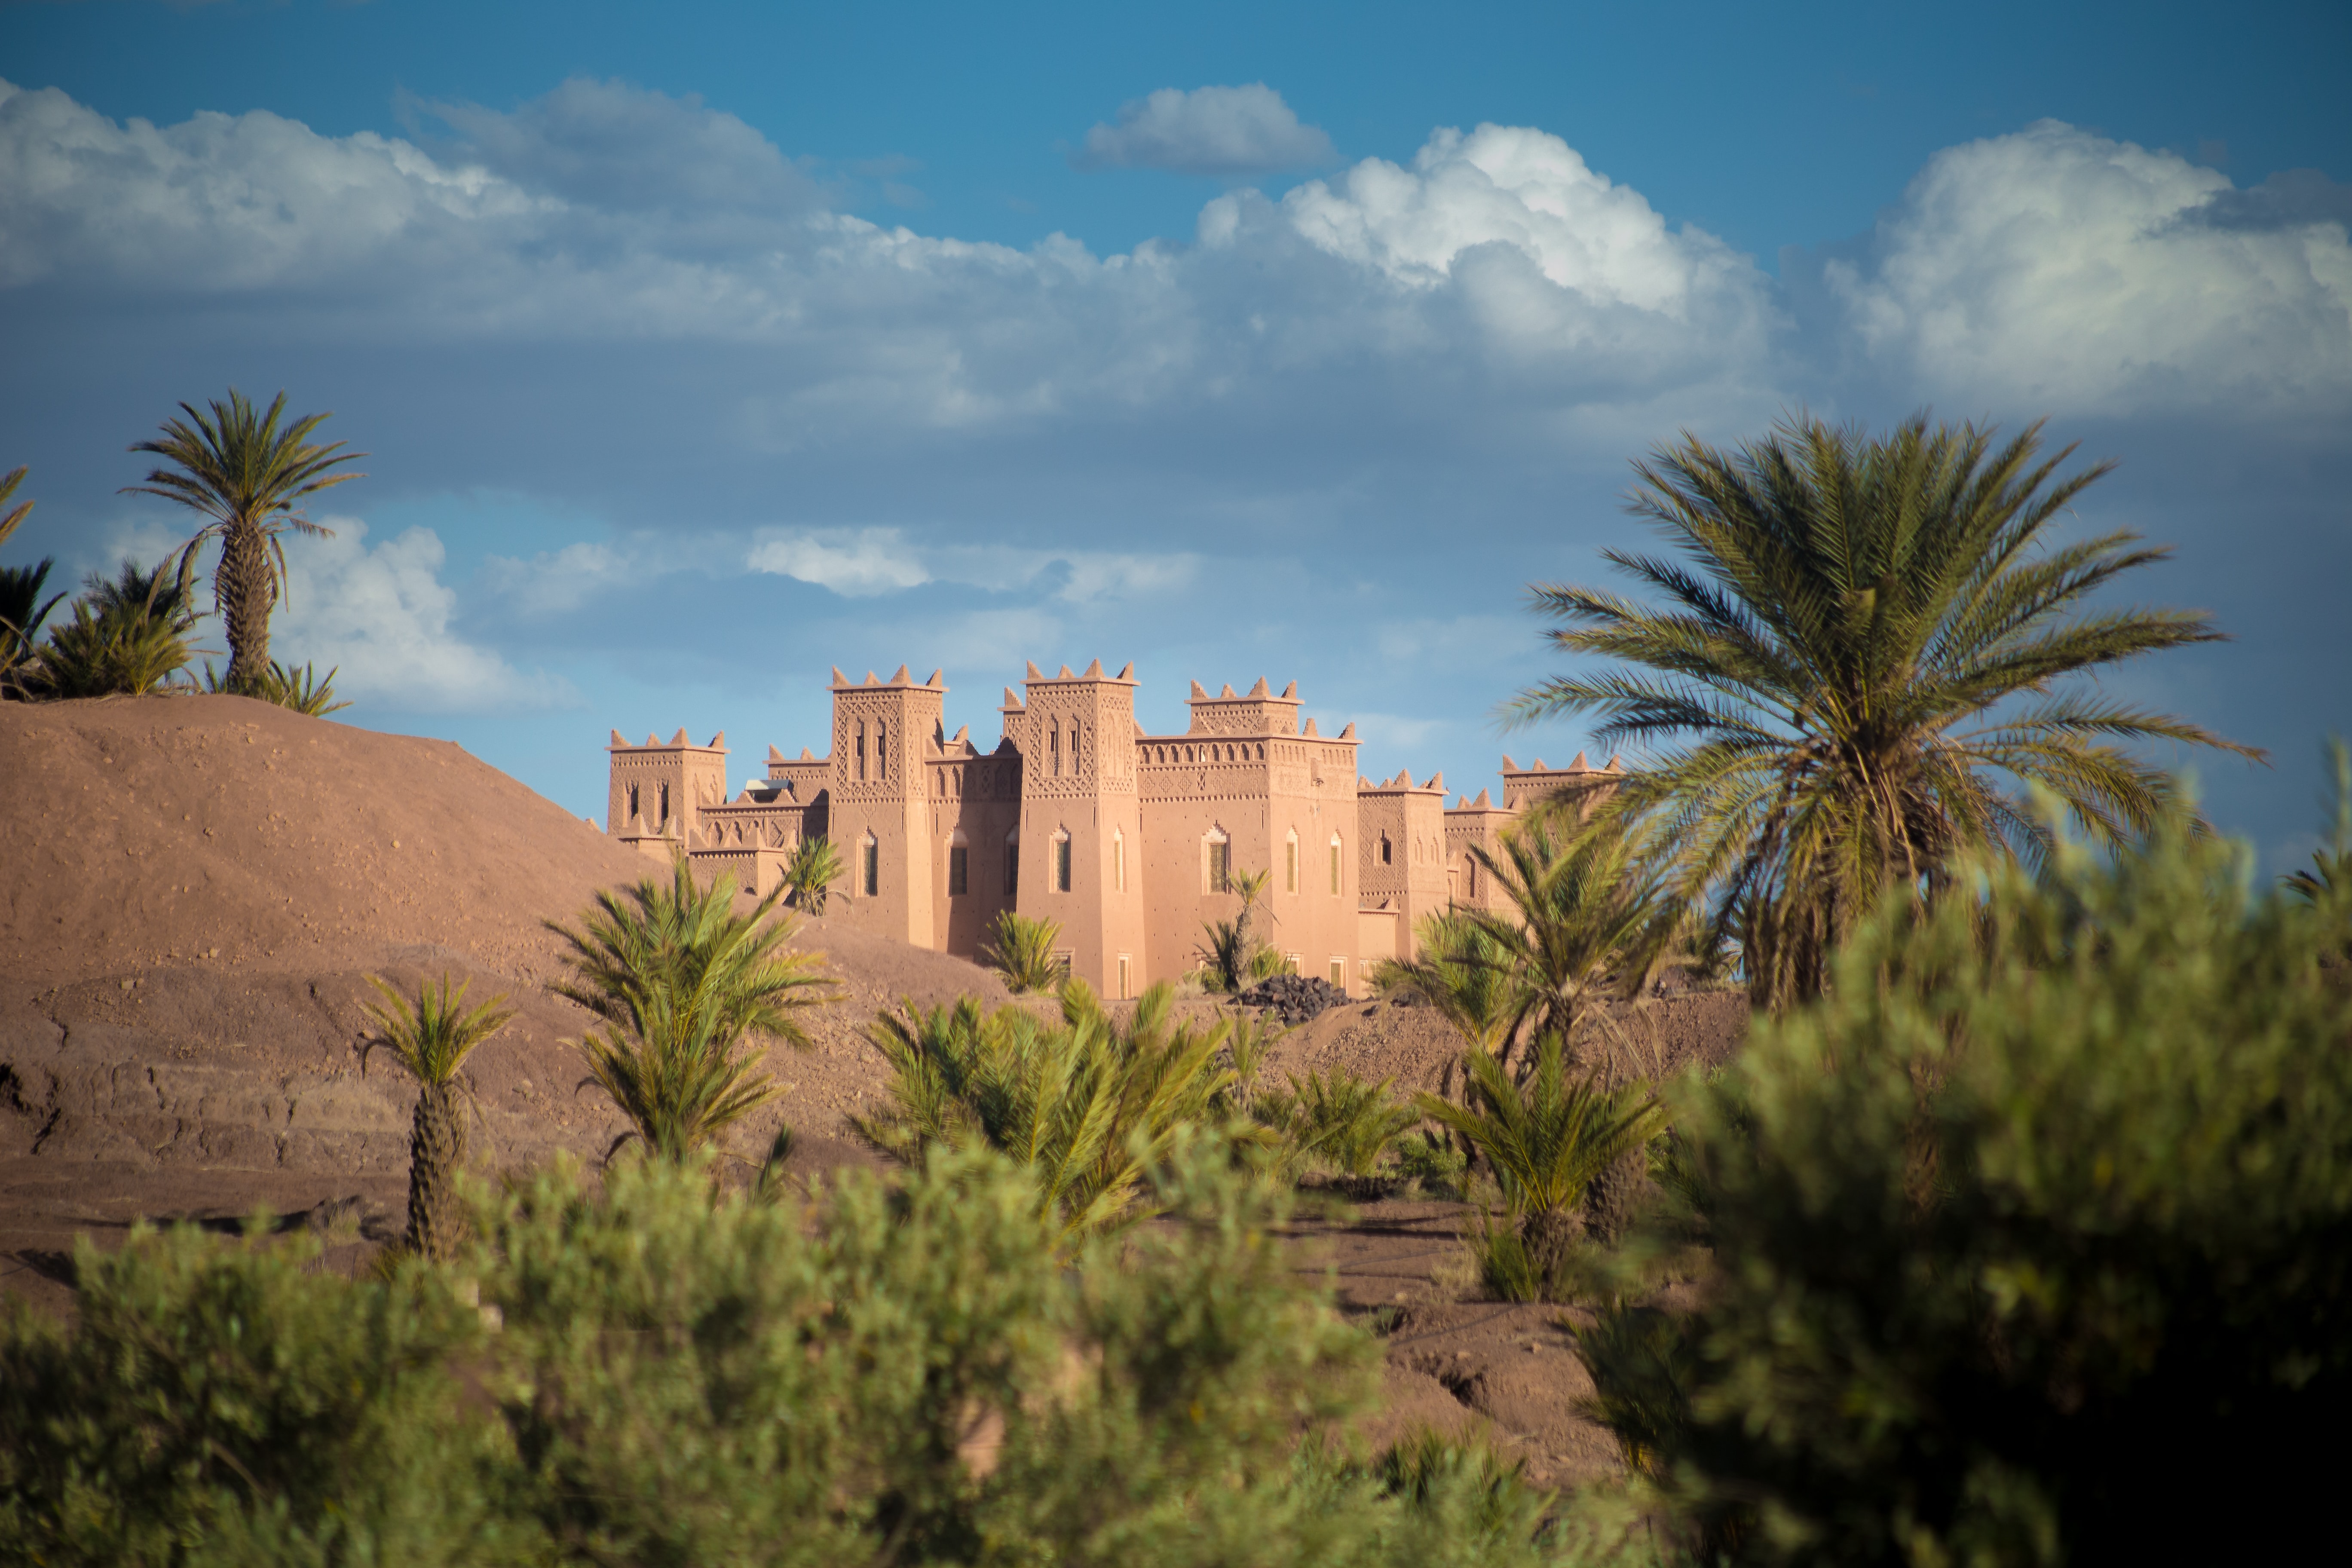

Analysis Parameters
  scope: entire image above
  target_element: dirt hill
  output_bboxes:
[0,695,1022,1298]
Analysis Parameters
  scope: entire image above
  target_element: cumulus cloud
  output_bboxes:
[478,541,653,616]
[1806,119,2352,416]
[1073,83,1333,177]
[745,528,931,597]
[276,519,574,711]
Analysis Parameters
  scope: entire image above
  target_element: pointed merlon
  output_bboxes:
[1280,680,1297,698]
[669,727,689,746]
[1189,679,1209,699]
[1081,657,1103,678]
[1219,683,1237,699]
[862,671,879,686]
[1360,776,1374,790]
[951,724,969,744]
[645,733,659,747]
[1428,771,1445,792]
[1338,721,1357,740]
[709,732,725,749]
[1532,757,1546,770]
[1398,768,1414,788]
[1133,718,1148,735]
[1501,752,1518,771]
[1246,675,1269,698]
[1058,664,1075,679]
[1473,788,1492,807]
[609,729,628,746]
[1117,662,1135,680]
[1605,753,1623,771]
[926,669,944,688]
[831,666,848,687]
[766,744,786,763]
[1027,660,1045,680]
[1002,686,1024,710]
[1302,717,1320,736]
[890,664,911,685]
[799,746,816,760]
[1568,750,1588,770]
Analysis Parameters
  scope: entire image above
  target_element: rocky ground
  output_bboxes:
[0,693,1747,1487]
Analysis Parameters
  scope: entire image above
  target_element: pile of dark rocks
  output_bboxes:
[1234,972,1351,1027]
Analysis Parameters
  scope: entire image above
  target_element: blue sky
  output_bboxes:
[3,0,2348,865]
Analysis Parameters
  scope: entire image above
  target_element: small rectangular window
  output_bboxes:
[1115,836,1125,891]
[948,845,968,896]
[1329,842,1341,894]
[1117,955,1130,999]
[1329,957,1346,991]
[1207,841,1229,894]
[862,841,879,897]
[1286,840,1297,893]
[1055,838,1072,893]
[1285,952,1302,975]
[1053,950,1074,982]
[1005,842,1019,896]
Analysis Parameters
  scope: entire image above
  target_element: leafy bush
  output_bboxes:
[982,908,1065,993]
[0,1224,521,1566]
[0,1147,1651,1567]
[1586,808,2352,1564]
[851,981,1242,1241]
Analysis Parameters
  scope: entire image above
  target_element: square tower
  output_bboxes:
[824,667,947,948]
[606,729,729,844]
[1013,659,1148,997]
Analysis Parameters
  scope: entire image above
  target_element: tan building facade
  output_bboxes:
[604,661,1617,997]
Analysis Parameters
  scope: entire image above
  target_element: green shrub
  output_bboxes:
[1587,808,2352,1564]
[205,658,351,714]
[1254,1065,1422,1188]
[22,558,202,699]
[783,833,842,913]
[0,1223,522,1566]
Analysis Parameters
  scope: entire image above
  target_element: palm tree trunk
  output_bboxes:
[407,1081,469,1261]
[220,520,277,689]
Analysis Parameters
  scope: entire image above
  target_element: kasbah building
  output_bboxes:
[605,659,1619,999]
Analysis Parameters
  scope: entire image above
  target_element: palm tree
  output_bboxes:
[548,859,832,1161]
[361,974,515,1261]
[783,835,842,913]
[982,909,1065,994]
[1470,819,1680,1073]
[23,557,206,700]
[2285,738,2350,913]
[0,466,64,687]
[121,390,364,691]
[852,980,1237,1242]
[1417,1036,1668,1277]
[1509,413,2256,1009]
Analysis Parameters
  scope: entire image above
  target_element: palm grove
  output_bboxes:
[5,407,2348,1567]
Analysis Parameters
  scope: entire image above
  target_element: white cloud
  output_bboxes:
[1074,84,1333,177]
[746,529,1199,603]
[746,528,931,596]
[276,519,574,711]
[1815,119,2352,416]
[478,541,649,616]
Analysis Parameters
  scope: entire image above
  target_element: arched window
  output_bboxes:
[1052,827,1072,893]
[1004,826,1020,896]
[627,784,640,821]
[947,829,969,896]
[1379,833,1393,866]
[1203,825,1231,894]
[1329,833,1343,895]
[657,782,671,827]
[861,830,879,897]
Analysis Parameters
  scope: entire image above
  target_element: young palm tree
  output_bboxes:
[982,910,1065,994]
[24,558,206,699]
[783,834,843,913]
[1509,413,2255,1009]
[1417,1036,1669,1275]
[1470,819,1681,1071]
[0,466,64,686]
[852,980,1237,1242]
[121,389,364,691]
[548,859,832,1162]
[361,974,515,1261]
